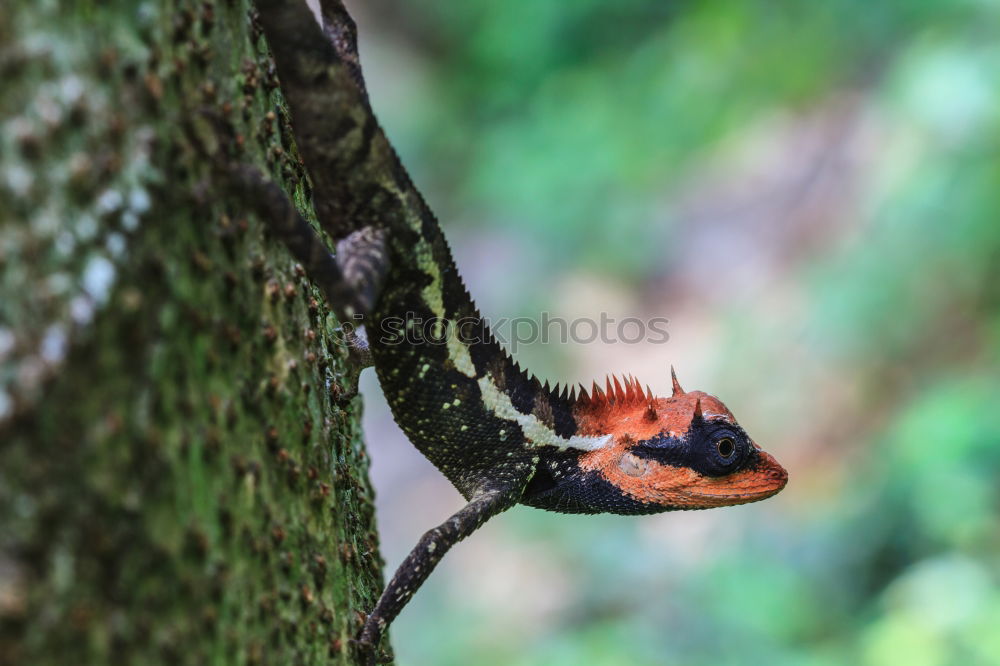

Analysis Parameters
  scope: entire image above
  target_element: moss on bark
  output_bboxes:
[0,1,386,664]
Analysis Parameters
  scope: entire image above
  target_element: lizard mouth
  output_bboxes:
[600,449,789,510]
[675,450,788,507]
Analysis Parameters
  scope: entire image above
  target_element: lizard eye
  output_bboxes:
[716,437,735,459]
[699,426,748,476]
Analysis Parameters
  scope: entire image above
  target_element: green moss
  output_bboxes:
[0,1,386,664]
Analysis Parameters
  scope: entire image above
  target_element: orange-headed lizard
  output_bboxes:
[238,1,789,662]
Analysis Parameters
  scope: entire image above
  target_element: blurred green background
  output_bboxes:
[344,0,1000,664]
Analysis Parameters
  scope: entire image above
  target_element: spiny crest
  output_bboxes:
[575,374,655,410]
[671,364,685,397]
[544,377,579,403]
[500,338,585,402]
[542,366,687,412]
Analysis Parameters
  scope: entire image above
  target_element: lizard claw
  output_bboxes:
[348,635,388,666]
[350,611,390,666]
[343,323,373,369]
[331,322,371,405]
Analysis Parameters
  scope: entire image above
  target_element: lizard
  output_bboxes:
[239,1,790,662]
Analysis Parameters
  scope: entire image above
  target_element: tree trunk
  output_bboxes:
[0,1,385,664]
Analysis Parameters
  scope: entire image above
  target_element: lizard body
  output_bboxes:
[247,1,789,662]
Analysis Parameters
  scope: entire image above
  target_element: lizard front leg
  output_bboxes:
[355,487,522,665]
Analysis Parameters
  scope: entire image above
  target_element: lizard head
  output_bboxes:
[571,369,787,511]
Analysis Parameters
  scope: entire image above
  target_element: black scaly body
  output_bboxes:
[249,2,788,663]
[254,0,579,500]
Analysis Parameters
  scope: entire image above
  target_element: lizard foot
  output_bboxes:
[350,610,392,666]
[348,636,390,666]
[332,323,372,405]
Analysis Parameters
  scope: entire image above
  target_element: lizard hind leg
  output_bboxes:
[220,164,381,394]
[180,107,382,336]
[331,323,373,404]
[335,226,389,318]
[354,487,521,665]
[227,165,373,321]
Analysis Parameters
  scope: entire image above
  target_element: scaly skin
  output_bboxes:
[249,1,789,662]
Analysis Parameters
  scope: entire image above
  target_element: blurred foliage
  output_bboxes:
[353,0,1000,664]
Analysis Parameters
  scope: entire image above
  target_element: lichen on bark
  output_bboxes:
[0,1,386,664]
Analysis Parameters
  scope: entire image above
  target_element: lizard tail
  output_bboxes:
[255,0,403,242]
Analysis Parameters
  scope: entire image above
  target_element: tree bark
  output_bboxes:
[0,1,385,664]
